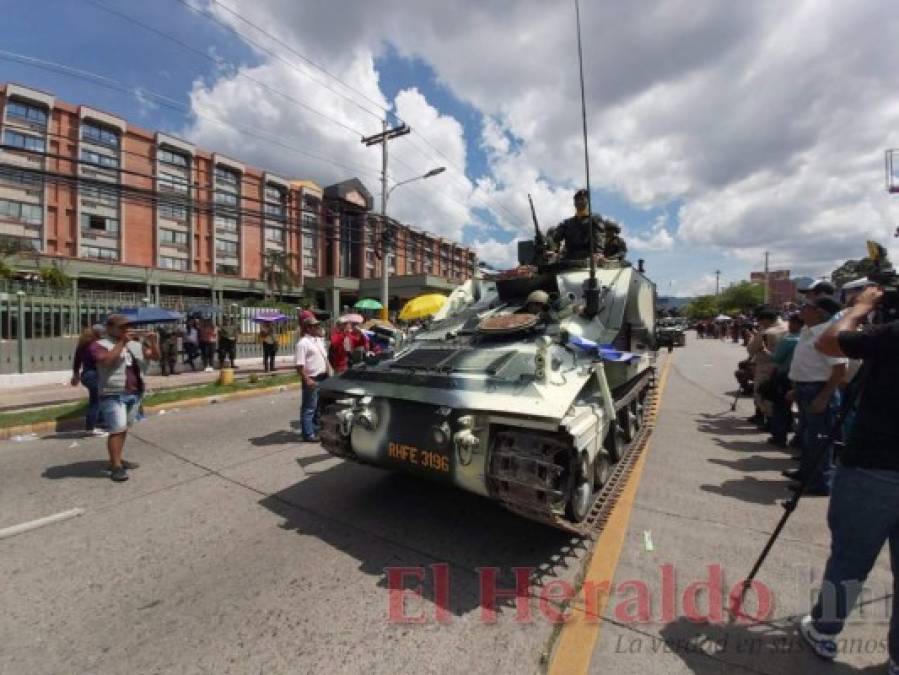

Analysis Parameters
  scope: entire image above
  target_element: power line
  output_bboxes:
[84,0,368,138]
[174,0,387,121]
[0,49,382,182]
[171,0,526,228]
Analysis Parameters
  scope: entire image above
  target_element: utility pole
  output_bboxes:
[763,250,770,305]
[362,119,411,320]
[715,269,721,296]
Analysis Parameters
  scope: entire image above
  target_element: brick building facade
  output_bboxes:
[0,83,476,313]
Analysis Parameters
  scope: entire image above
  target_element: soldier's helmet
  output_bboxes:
[604,218,622,234]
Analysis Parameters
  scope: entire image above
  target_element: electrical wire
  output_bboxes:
[0,161,474,265]
[84,0,368,138]
[0,49,382,182]
[168,0,526,228]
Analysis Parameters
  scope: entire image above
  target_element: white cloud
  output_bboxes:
[186,0,899,278]
[627,215,675,252]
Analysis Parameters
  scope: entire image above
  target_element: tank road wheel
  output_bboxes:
[619,405,638,444]
[604,419,625,463]
[565,451,595,523]
[593,449,612,489]
[630,397,644,433]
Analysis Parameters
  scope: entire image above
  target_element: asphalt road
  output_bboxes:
[2,335,892,674]
[0,380,589,674]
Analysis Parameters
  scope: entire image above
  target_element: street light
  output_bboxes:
[380,166,446,319]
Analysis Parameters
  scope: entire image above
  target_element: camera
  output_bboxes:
[865,241,899,323]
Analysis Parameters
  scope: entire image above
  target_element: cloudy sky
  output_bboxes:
[3,0,898,295]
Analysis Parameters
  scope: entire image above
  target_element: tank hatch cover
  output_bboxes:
[477,314,538,335]
[390,348,458,370]
[445,350,516,373]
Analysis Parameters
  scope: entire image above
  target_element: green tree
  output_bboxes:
[684,295,719,319]
[831,258,876,289]
[0,236,34,279]
[718,281,764,314]
[38,263,72,290]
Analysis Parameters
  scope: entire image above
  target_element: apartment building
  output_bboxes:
[0,83,477,314]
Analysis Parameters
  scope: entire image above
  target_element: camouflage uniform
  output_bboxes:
[158,326,179,376]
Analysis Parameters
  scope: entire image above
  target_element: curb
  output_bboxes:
[0,381,300,441]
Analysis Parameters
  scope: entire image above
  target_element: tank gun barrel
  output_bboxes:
[528,193,546,252]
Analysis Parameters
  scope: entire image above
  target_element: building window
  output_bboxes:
[215,166,239,185]
[159,201,188,221]
[407,258,417,274]
[265,226,285,244]
[264,202,285,219]
[159,229,188,247]
[264,185,285,202]
[158,172,190,193]
[81,184,118,206]
[214,214,238,233]
[80,148,119,170]
[159,255,188,270]
[302,233,317,274]
[82,245,118,261]
[0,167,42,189]
[5,101,48,126]
[80,213,118,234]
[216,263,239,275]
[0,198,42,225]
[81,122,119,148]
[158,147,188,167]
[214,190,238,207]
[3,129,45,153]
[216,240,239,257]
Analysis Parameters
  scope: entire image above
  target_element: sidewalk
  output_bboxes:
[551,335,893,674]
[0,355,296,412]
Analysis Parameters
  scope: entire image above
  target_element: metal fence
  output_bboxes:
[0,291,298,375]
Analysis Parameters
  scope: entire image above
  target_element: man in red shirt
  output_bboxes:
[328,318,351,374]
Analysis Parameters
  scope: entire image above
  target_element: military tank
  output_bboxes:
[656,317,687,349]
[318,227,658,531]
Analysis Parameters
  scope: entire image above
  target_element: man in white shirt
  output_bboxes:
[786,297,848,495]
[295,316,329,442]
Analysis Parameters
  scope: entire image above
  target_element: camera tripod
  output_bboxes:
[729,407,848,620]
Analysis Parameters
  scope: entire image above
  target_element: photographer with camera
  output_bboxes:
[799,285,899,670]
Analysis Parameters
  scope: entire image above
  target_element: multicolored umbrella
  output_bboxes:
[354,298,383,310]
[399,293,447,321]
[339,313,365,324]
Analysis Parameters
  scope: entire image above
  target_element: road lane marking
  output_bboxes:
[0,508,85,541]
[548,354,673,675]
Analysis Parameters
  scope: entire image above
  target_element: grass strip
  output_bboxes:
[0,373,299,430]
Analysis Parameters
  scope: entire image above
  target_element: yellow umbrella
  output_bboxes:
[399,293,447,321]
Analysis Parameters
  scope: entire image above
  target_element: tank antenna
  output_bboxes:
[575,0,601,315]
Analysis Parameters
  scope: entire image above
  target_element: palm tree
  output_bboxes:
[262,250,299,301]
[0,236,36,280]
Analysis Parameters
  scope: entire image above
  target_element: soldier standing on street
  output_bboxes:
[157,324,180,376]
[549,189,606,260]
[217,316,238,369]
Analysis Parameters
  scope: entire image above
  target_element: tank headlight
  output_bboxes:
[431,421,451,447]
[356,406,378,431]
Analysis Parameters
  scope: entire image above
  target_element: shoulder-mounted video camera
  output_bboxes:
[866,241,899,323]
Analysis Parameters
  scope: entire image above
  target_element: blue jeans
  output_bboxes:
[769,373,791,445]
[812,466,899,662]
[100,393,142,434]
[80,369,102,430]
[795,382,839,492]
[300,379,320,439]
